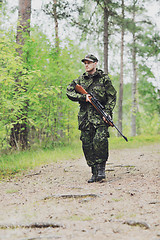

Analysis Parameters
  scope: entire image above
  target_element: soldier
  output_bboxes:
[66,54,116,183]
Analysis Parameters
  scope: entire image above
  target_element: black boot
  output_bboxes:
[88,166,97,183]
[97,162,106,182]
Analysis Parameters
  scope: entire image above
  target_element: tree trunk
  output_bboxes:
[53,0,59,49]
[131,1,137,136]
[103,4,109,74]
[16,0,31,54]
[10,0,31,150]
[118,0,124,135]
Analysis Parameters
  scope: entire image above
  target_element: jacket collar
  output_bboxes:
[83,69,104,79]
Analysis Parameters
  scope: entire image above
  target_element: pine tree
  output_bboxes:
[9,0,31,149]
[118,0,125,135]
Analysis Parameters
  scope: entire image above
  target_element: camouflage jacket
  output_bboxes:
[66,69,117,130]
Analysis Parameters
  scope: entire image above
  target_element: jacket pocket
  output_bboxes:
[78,112,88,130]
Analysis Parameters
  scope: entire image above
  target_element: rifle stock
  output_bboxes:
[75,84,88,95]
[75,84,128,142]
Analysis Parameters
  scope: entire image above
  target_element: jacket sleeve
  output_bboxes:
[104,75,117,115]
[66,79,86,102]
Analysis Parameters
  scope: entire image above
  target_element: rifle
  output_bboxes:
[75,84,128,142]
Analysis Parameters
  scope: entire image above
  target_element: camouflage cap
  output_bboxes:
[81,54,98,63]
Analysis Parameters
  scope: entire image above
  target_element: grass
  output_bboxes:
[0,140,82,179]
[0,135,159,179]
[6,189,19,194]
[109,134,160,150]
[69,214,93,221]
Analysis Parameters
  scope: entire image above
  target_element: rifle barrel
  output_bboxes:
[75,84,128,142]
[91,97,128,142]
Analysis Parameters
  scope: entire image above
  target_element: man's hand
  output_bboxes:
[103,116,109,124]
[103,116,113,127]
[86,94,92,103]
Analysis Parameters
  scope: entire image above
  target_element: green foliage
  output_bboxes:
[43,0,77,20]
[137,27,160,59]
[111,75,160,137]
[0,0,160,155]
[138,78,159,113]
[0,34,30,147]
[136,78,160,135]
[0,28,85,150]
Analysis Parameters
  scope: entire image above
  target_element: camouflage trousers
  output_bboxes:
[80,123,109,167]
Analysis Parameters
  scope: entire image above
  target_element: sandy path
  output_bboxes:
[0,143,159,240]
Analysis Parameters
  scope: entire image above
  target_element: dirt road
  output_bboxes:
[0,143,159,240]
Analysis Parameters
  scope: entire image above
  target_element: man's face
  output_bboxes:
[84,60,97,74]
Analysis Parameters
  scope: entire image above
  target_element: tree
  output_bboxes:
[89,0,121,74]
[16,0,31,57]
[72,0,121,73]
[0,0,7,27]
[0,0,2,10]
[9,0,31,150]
[118,0,125,134]
[53,0,59,49]
[130,0,137,136]
[103,2,109,74]
[126,0,159,136]
[43,0,75,49]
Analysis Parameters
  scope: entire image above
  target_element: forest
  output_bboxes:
[0,0,160,152]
